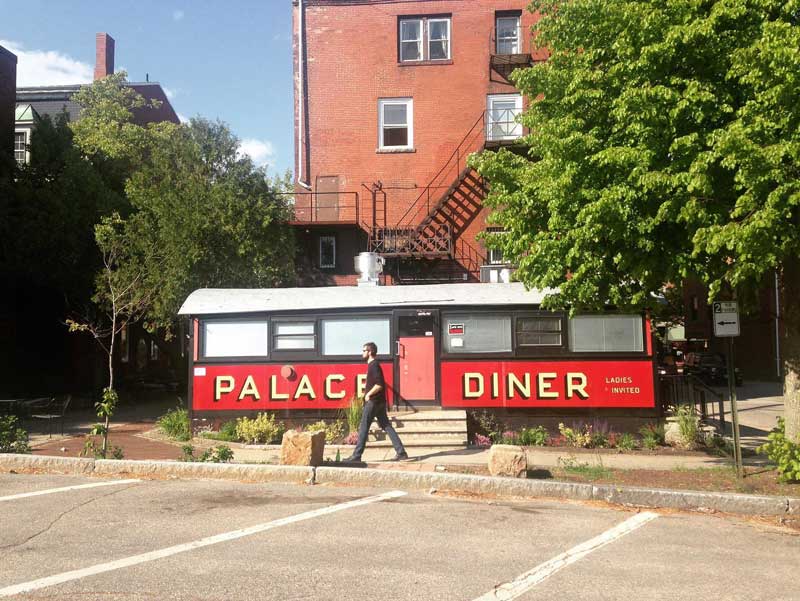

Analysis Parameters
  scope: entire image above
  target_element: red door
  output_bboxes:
[398,337,436,401]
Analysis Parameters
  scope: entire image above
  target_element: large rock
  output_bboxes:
[488,444,528,478]
[280,430,325,467]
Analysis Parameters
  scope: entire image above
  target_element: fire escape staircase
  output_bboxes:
[368,112,491,280]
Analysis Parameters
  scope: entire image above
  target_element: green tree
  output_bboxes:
[471,0,800,439]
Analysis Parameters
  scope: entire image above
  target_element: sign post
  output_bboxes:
[713,301,742,478]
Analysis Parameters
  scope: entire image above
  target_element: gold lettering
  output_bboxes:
[356,373,367,397]
[325,374,346,399]
[507,373,531,398]
[566,373,589,399]
[294,374,316,399]
[491,372,499,398]
[270,375,290,400]
[214,376,235,401]
[537,372,558,399]
[238,375,261,401]
[464,373,484,398]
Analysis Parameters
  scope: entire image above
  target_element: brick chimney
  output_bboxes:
[94,33,115,80]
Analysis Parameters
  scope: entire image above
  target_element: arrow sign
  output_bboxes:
[713,301,740,337]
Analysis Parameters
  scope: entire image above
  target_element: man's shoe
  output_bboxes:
[390,452,409,461]
[342,455,362,463]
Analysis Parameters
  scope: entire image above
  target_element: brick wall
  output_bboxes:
[293,0,541,279]
[0,46,17,173]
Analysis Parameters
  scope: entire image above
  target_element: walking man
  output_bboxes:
[344,342,409,462]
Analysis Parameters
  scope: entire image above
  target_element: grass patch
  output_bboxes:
[557,455,613,480]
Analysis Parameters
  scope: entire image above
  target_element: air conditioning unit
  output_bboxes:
[480,265,514,283]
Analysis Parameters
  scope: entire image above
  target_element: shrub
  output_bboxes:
[473,433,492,447]
[343,431,359,445]
[342,396,364,433]
[671,404,699,448]
[616,432,637,451]
[558,422,593,448]
[181,444,234,463]
[518,426,548,446]
[157,406,191,441]
[639,423,665,450]
[589,430,610,449]
[201,420,239,442]
[0,416,30,454]
[499,430,518,444]
[470,409,503,442]
[235,413,285,444]
[306,419,347,444]
[758,418,800,482]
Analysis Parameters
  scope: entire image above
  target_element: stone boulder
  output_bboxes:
[280,430,325,467]
[488,444,528,478]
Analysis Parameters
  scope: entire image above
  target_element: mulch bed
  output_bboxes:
[32,423,183,461]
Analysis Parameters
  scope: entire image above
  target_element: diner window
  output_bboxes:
[379,98,413,150]
[399,16,451,62]
[569,315,644,352]
[517,316,562,347]
[322,318,391,356]
[443,315,511,354]
[320,235,336,268]
[14,132,26,164]
[274,322,315,350]
[202,319,268,358]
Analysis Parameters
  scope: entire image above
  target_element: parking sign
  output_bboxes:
[712,301,740,337]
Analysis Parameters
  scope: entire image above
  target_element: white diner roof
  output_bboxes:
[178,283,556,316]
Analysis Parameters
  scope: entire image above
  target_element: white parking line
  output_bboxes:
[0,489,407,597]
[0,479,141,502]
[473,511,659,600]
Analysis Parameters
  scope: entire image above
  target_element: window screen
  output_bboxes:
[274,322,315,350]
[203,320,268,358]
[443,315,511,353]
[322,318,390,356]
[516,316,562,347]
[569,315,643,352]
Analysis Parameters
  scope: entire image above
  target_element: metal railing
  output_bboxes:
[659,374,727,434]
[279,191,360,224]
[371,223,452,256]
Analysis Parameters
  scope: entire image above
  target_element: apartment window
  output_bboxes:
[14,132,26,164]
[487,94,523,141]
[319,235,336,268]
[274,322,315,350]
[516,317,562,347]
[496,14,521,54]
[485,228,507,265]
[399,16,451,62]
[378,98,413,149]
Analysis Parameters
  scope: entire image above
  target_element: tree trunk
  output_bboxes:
[781,260,800,442]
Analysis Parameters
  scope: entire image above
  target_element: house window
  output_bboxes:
[487,94,523,141]
[319,235,336,268]
[379,98,413,149]
[150,340,159,361]
[120,325,130,363]
[274,322,315,350]
[516,317,562,347]
[488,248,505,265]
[399,16,451,62]
[485,228,507,265]
[14,132,26,164]
[496,14,521,54]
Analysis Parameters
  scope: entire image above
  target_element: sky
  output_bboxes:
[0,0,294,174]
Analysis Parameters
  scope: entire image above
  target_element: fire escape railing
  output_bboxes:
[278,191,360,224]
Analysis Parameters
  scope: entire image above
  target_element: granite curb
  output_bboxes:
[2,454,797,517]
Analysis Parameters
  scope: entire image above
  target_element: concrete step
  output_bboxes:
[366,409,468,448]
[365,437,469,448]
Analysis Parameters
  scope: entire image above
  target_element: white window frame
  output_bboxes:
[427,18,451,60]
[399,18,423,62]
[319,235,336,268]
[496,15,521,54]
[487,94,523,141]
[14,131,27,165]
[378,98,413,150]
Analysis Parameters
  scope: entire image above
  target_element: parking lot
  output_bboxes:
[1,473,798,600]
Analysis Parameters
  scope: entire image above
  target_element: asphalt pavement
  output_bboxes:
[1,473,798,601]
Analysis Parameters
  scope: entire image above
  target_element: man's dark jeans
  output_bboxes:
[352,399,406,459]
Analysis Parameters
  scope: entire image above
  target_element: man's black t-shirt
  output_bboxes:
[365,360,386,402]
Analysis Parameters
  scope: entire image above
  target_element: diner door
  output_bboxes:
[394,309,438,407]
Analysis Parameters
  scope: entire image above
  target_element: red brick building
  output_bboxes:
[292,0,542,286]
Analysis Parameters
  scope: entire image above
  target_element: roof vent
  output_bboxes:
[354,252,384,287]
